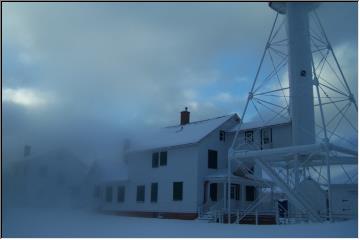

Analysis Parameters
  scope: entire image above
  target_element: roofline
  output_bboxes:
[227,120,291,132]
[197,113,239,144]
[164,113,236,128]
[126,142,198,154]
[126,113,239,154]
[15,148,88,168]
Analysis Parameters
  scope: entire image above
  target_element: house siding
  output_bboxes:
[197,116,239,206]
[103,146,199,213]
[227,123,292,150]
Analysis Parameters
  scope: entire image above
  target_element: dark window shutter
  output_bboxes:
[208,150,218,169]
[152,152,159,168]
[136,185,145,202]
[173,182,183,201]
[151,183,158,202]
[160,151,167,166]
[117,186,125,202]
[246,186,256,201]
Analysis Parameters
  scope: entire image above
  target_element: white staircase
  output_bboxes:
[236,192,269,223]
[198,200,224,222]
[255,157,322,222]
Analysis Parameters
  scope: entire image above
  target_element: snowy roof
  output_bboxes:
[128,114,238,152]
[228,118,291,132]
[21,148,87,170]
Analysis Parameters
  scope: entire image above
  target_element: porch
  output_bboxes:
[198,169,278,224]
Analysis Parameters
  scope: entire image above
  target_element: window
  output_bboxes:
[152,152,159,168]
[246,186,255,201]
[117,186,125,202]
[173,182,183,201]
[231,184,240,200]
[262,128,272,145]
[245,131,254,144]
[136,185,145,202]
[106,186,113,202]
[219,130,226,142]
[152,151,167,167]
[210,183,217,201]
[151,183,158,202]
[208,150,218,169]
[160,152,167,166]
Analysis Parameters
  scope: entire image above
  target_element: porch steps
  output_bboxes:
[197,212,215,222]
[218,214,276,224]
[198,212,276,224]
[238,215,276,225]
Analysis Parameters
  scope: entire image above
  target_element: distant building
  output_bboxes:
[7,149,88,208]
[84,159,128,208]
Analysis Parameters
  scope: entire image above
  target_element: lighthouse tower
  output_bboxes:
[269,2,318,146]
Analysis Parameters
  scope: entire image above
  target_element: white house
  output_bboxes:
[96,108,294,222]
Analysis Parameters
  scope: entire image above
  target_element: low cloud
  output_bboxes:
[3,88,55,108]
[214,92,235,103]
[2,2,357,161]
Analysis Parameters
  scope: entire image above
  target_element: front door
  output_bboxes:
[210,183,217,201]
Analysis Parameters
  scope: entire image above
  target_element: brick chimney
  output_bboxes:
[180,107,190,125]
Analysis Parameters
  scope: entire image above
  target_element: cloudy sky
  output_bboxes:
[3,2,357,161]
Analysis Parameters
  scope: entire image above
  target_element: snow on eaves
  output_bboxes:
[228,117,291,132]
[127,114,237,152]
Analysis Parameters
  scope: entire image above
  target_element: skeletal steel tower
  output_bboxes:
[228,2,357,224]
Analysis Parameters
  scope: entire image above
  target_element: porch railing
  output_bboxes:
[197,199,225,219]
[236,193,271,223]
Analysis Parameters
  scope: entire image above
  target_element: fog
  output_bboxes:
[2,2,357,237]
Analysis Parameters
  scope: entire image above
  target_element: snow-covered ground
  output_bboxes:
[3,207,358,237]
